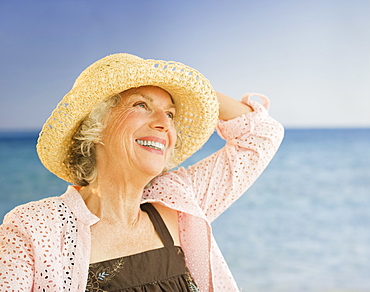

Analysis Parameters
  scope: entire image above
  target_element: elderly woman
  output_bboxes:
[0,53,283,291]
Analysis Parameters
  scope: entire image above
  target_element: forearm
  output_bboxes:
[216,91,253,121]
[180,101,284,221]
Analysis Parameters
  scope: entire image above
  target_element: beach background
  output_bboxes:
[1,0,369,291]
[1,128,370,291]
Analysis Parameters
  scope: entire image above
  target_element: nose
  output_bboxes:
[149,110,171,132]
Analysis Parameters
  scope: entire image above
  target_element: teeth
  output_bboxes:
[136,140,165,151]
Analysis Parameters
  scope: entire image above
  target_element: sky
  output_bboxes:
[0,0,369,130]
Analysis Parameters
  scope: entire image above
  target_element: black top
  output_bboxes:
[86,203,199,292]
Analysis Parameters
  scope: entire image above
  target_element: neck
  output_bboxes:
[81,143,159,224]
[79,173,151,225]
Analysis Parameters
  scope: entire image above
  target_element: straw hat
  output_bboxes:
[36,53,219,184]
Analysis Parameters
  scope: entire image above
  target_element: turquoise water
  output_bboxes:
[1,129,370,291]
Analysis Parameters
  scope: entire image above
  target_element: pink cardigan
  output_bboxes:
[0,96,284,291]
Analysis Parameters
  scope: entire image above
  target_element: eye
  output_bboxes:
[166,111,175,120]
[133,101,148,109]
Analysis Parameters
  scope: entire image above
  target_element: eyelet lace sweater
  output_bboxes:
[0,96,284,292]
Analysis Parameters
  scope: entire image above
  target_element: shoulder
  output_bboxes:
[151,203,180,245]
[10,195,63,213]
[3,195,65,226]
[151,203,178,219]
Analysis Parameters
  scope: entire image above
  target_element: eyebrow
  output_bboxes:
[139,94,176,110]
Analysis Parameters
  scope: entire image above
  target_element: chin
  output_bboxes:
[142,167,165,179]
[141,160,169,177]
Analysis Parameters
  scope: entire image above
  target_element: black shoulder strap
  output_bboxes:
[140,203,174,247]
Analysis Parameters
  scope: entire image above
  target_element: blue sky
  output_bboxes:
[1,0,369,130]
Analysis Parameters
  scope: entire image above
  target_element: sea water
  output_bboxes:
[1,129,369,292]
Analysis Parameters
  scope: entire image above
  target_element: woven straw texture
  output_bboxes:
[36,53,219,184]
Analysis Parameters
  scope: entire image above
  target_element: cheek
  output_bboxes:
[107,108,139,132]
[169,127,178,149]
[103,109,138,145]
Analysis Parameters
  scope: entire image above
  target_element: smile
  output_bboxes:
[136,139,165,151]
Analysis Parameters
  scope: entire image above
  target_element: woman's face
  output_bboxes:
[100,86,177,177]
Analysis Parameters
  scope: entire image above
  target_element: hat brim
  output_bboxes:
[36,53,219,183]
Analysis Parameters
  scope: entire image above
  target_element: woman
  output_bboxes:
[0,53,284,291]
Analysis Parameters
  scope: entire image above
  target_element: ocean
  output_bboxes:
[1,129,369,292]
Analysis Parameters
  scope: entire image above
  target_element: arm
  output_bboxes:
[174,92,284,222]
[0,212,34,291]
[217,91,253,120]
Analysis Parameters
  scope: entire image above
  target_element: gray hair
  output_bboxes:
[65,94,121,186]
